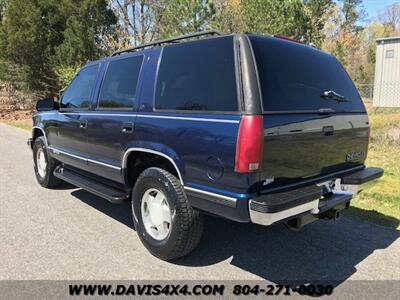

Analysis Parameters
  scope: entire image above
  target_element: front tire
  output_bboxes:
[132,167,203,261]
[33,136,61,188]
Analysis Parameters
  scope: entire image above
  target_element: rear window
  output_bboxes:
[155,36,238,112]
[249,35,365,112]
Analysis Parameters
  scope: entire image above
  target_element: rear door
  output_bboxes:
[85,54,144,183]
[249,35,369,188]
[52,64,99,170]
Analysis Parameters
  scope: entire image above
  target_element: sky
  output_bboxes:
[361,0,399,20]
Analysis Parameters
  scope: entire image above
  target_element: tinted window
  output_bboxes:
[98,56,143,109]
[61,65,98,109]
[155,36,238,112]
[249,35,365,112]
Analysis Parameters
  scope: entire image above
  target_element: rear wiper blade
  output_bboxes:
[321,90,351,102]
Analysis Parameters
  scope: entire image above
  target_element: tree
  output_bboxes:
[0,0,116,95]
[155,0,215,39]
[0,0,59,93]
[107,0,215,51]
[332,40,347,66]
[239,0,308,40]
[210,0,242,32]
[303,0,333,47]
[211,0,332,47]
[322,0,365,80]
[378,3,400,33]
[108,0,159,48]
[0,0,7,22]
[341,0,363,33]
[53,0,116,88]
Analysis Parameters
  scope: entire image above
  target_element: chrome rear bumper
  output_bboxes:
[249,167,383,227]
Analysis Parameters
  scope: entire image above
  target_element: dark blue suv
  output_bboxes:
[29,31,383,260]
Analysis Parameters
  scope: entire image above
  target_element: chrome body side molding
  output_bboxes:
[48,146,121,170]
[184,186,237,207]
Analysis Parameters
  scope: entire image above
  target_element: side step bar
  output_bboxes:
[54,166,129,204]
[341,167,384,184]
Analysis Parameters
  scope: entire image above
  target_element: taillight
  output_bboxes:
[235,115,264,173]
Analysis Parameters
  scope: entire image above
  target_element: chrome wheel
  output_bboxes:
[141,188,172,240]
[36,148,47,178]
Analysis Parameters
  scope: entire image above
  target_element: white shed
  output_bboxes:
[373,36,400,107]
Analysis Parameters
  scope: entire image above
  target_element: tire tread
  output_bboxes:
[33,136,61,188]
[133,167,203,261]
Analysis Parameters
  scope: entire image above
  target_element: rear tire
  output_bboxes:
[132,167,203,261]
[33,136,61,188]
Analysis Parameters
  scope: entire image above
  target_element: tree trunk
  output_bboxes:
[139,0,145,44]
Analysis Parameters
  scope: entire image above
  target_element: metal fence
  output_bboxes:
[372,82,400,107]
[354,83,400,107]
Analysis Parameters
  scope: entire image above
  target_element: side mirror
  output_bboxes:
[36,98,58,111]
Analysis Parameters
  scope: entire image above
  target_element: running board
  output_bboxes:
[54,166,129,204]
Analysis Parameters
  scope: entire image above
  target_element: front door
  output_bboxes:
[85,55,144,183]
[51,64,99,170]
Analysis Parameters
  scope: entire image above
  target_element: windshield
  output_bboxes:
[249,35,366,113]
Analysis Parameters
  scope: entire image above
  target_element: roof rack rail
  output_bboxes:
[112,30,224,56]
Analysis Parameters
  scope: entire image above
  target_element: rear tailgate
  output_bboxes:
[249,35,369,189]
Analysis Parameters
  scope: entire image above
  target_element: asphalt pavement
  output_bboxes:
[1,123,399,285]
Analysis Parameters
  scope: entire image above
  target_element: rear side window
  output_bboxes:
[249,35,365,112]
[155,36,238,112]
[98,56,143,109]
[61,65,98,109]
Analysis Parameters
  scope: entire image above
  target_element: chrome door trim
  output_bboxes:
[34,111,239,124]
[47,146,87,161]
[48,146,121,170]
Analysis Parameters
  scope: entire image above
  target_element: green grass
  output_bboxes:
[344,103,400,229]
[2,120,32,131]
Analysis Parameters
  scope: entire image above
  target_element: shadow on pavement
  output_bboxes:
[52,181,77,190]
[70,188,399,286]
[344,206,400,230]
[71,190,134,229]
[177,215,399,286]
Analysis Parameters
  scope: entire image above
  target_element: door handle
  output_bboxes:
[121,122,134,133]
[79,121,87,129]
